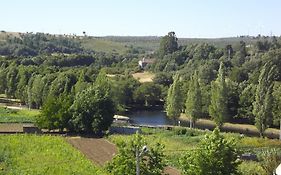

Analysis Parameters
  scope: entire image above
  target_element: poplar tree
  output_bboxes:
[185,71,202,128]
[209,62,229,128]
[273,82,281,140]
[253,63,275,137]
[166,74,183,124]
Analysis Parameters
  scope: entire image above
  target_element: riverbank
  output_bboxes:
[179,114,280,139]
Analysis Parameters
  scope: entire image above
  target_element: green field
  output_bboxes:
[107,127,281,174]
[81,37,128,54]
[0,134,106,175]
[0,107,39,123]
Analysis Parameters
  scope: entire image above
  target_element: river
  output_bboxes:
[128,110,174,125]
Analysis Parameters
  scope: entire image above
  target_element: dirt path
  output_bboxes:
[66,137,180,175]
[0,123,23,132]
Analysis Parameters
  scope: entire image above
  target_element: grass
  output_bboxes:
[179,114,280,138]
[132,71,155,83]
[107,127,281,173]
[0,134,107,175]
[0,107,39,123]
[81,37,128,54]
[238,161,266,175]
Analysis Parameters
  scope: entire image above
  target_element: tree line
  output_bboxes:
[0,31,281,136]
[161,32,281,138]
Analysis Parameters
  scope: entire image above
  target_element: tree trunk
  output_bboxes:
[260,131,265,138]
[193,120,196,129]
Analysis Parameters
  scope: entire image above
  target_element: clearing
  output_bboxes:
[132,71,155,83]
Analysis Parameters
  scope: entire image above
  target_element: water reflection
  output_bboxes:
[128,110,173,125]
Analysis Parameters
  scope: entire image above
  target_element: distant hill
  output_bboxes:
[0,31,269,54]
[103,35,262,52]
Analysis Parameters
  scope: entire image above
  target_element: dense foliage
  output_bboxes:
[209,62,229,128]
[253,63,276,137]
[0,31,281,137]
[166,74,183,123]
[106,132,166,175]
[185,71,202,128]
[180,128,240,175]
[109,127,281,175]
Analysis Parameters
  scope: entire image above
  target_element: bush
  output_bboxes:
[180,128,241,175]
[238,161,265,175]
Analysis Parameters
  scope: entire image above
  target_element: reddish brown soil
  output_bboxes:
[66,137,180,175]
[66,137,117,166]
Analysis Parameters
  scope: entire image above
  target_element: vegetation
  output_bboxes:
[166,74,183,123]
[37,72,116,134]
[0,107,39,123]
[273,82,281,139]
[0,134,106,175]
[108,127,281,174]
[209,62,229,128]
[179,128,240,175]
[253,63,276,137]
[106,132,166,175]
[158,31,178,58]
[185,71,202,128]
[37,94,72,131]
[69,84,115,134]
[0,31,281,137]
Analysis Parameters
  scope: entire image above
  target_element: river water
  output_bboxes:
[128,110,173,125]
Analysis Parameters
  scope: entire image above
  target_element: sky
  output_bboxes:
[1,0,280,38]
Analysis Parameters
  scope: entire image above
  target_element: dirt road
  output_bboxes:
[66,137,180,175]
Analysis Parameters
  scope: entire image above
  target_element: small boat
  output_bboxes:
[113,115,130,124]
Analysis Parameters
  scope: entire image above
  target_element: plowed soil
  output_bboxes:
[66,137,180,175]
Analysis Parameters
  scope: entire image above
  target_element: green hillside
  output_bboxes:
[80,37,128,54]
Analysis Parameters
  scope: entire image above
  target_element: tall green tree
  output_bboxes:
[232,41,247,67]
[27,74,45,109]
[209,62,229,128]
[6,64,18,98]
[133,82,162,107]
[180,128,240,175]
[185,71,202,128]
[0,67,7,94]
[253,63,276,137]
[166,74,183,124]
[15,66,33,102]
[158,31,178,58]
[70,71,115,134]
[70,85,115,134]
[74,70,89,95]
[273,82,281,140]
[36,93,72,131]
[106,132,166,175]
[237,83,256,124]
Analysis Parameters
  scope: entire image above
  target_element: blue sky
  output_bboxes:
[1,0,280,38]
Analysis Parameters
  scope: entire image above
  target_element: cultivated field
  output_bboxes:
[108,127,281,174]
[0,134,106,175]
[66,136,180,175]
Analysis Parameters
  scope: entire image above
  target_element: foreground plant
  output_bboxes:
[106,132,166,175]
[180,128,240,175]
